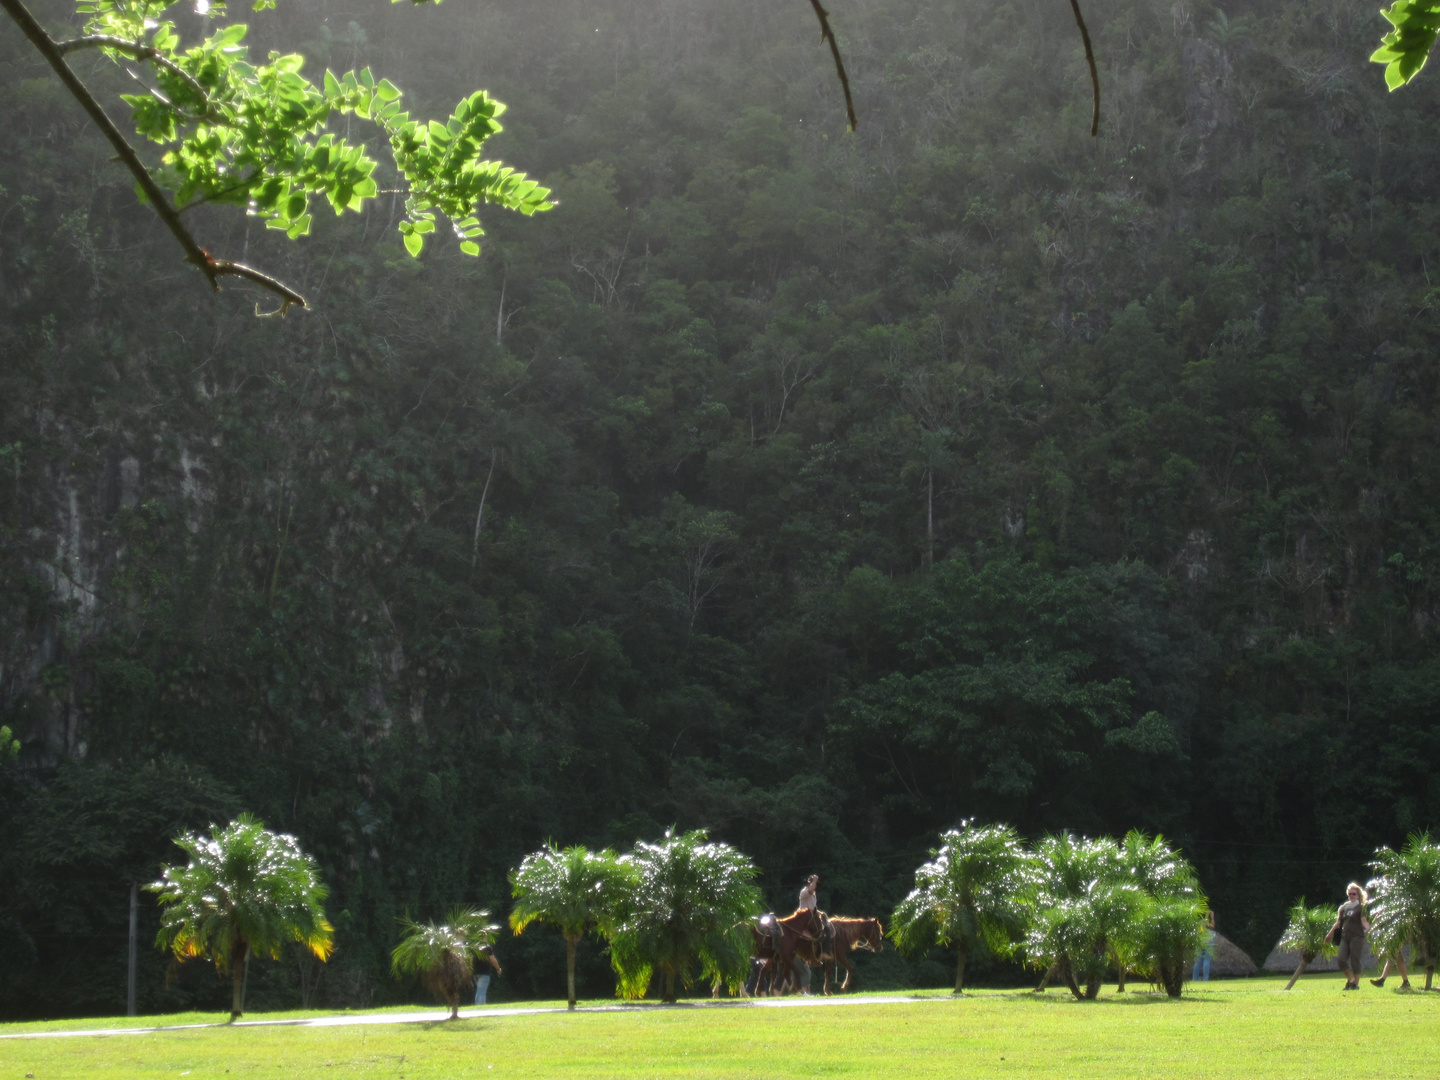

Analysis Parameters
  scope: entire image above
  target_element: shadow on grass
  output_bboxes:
[1009,990,1224,1006]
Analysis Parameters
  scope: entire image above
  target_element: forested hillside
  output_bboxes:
[4,0,1440,1015]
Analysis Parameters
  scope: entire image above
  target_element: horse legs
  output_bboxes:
[838,955,855,991]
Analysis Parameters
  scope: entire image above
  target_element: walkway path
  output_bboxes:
[1,992,958,1039]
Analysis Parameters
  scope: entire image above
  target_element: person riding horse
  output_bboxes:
[795,874,837,992]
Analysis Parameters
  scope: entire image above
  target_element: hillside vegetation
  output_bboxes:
[3,0,1440,1014]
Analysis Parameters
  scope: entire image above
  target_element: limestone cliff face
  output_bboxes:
[1180,35,1233,173]
[1,411,221,766]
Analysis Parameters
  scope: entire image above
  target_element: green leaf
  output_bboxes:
[403,231,424,257]
[1373,0,1440,89]
[459,240,480,256]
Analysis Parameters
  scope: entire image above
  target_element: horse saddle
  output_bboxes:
[757,913,783,952]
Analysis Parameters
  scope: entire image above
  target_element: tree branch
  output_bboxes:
[56,33,210,107]
[1,0,307,310]
[1068,0,1101,137]
[807,0,857,132]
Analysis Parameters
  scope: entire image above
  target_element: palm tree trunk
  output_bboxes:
[1062,959,1084,1000]
[1033,961,1058,992]
[1426,962,1434,992]
[1164,962,1184,998]
[953,947,968,993]
[662,968,676,1004]
[230,939,249,1019]
[565,934,578,1010]
[1284,952,1312,991]
[1112,948,1126,992]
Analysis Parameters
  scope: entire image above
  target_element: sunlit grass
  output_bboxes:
[2,974,1435,1079]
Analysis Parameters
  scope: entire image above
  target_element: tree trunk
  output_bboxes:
[662,968,676,1004]
[1164,962,1184,998]
[565,934,578,1010]
[1062,959,1084,1000]
[1426,962,1434,992]
[1084,975,1100,999]
[1034,961,1058,993]
[1284,952,1313,991]
[926,467,934,569]
[953,947,967,994]
[230,939,249,1019]
[1112,948,1126,993]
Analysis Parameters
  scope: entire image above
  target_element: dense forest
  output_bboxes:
[4,0,1440,1016]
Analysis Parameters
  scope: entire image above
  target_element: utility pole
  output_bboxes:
[127,883,138,1017]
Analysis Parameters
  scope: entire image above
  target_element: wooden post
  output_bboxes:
[127,883,138,1017]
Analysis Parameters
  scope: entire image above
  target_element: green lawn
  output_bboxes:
[2,975,1434,1079]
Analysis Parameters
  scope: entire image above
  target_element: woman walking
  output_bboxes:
[1329,883,1371,991]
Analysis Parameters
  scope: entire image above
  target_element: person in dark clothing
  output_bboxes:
[1329,883,1371,991]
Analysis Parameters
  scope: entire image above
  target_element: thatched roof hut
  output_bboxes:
[1209,932,1259,977]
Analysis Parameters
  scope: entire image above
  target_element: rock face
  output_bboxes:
[1263,940,1380,974]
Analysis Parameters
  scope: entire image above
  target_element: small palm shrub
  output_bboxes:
[1368,833,1440,990]
[391,909,500,1018]
[1129,894,1208,997]
[1278,900,1339,990]
[890,821,1037,993]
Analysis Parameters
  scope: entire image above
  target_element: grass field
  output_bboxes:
[2,974,1434,1079]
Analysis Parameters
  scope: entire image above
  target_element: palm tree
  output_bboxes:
[147,813,333,1019]
[1129,894,1208,997]
[607,829,762,1003]
[510,843,631,1009]
[1368,833,1440,990]
[889,821,1037,993]
[1278,899,1339,990]
[1026,833,1140,999]
[1114,830,1204,993]
[391,908,500,1019]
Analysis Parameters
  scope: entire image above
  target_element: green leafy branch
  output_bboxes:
[2,0,552,311]
[1373,0,1440,89]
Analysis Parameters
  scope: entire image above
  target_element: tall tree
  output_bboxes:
[148,814,333,1018]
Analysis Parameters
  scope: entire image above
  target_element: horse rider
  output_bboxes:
[797,874,835,994]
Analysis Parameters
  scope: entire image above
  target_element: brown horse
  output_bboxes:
[814,917,884,994]
[747,908,822,995]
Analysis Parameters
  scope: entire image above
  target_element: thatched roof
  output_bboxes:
[1262,939,1379,973]
[1209,932,1259,977]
